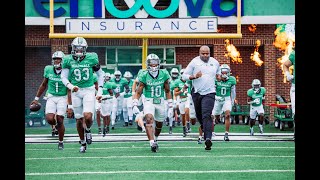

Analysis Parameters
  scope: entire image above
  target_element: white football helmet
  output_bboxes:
[220,64,230,79]
[146,53,160,72]
[252,79,261,92]
[123,71,133,79]
[104,72,111,81]
[170,68,179,78]
[114,70,122,81]
[71,37,88,60]
[51,51,65,69]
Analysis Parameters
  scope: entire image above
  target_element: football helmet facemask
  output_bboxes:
[51,51,65,69]
[170,68,179,78]
[220,64,230,79]
[71,37,88,60]
[251,79,261,93]
[114,70,122,81]
[146,54,160,73]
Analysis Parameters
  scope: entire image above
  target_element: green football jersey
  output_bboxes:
[174,79,191,96]
[215,76,237,97]
[247,87,266,107]
[124,79,134,98]
[102,81,117,96]
[62,53,99,88]
[138,69,170,99]
[110,77,129,93]
[44,65,67,96]
[169,78,177,98]
[289,50,295,84]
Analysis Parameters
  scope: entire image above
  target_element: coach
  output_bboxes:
[182,45,220,150]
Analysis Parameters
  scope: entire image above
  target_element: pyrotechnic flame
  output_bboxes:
[250,40,263,66]
[224,39,242,64]
[248,24,257,33]
[236,75,239,82]
[274,26,295,83]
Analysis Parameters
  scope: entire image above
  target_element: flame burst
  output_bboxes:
[250,40,263,66]
[248,24,257,33]
[236,75,239,82]
[273,26,295,83]
[224,39,242,64]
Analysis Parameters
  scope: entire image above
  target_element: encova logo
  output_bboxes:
[33,0,243,18]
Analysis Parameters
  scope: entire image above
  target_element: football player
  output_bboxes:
[211,64,237,141]
[100,72,117,136]
[132,54,173,152]
[122,71,134,126]
[283,45,295,141]
[30,51,67,150]
[61,37,105,153]
[110,70,130,128]
[247,79,266,136]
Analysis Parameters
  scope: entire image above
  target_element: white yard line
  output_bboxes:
[26,169,295,176]
[26,155,294,160]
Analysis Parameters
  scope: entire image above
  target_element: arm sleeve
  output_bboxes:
[61,68,71,86]
[95,68,105,87]
[182,60,194,81]
[231,85,236,104]
[216,61,221,75]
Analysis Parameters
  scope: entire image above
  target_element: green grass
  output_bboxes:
[25,141,295,180]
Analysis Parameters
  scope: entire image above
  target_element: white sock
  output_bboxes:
[199,136,202,139]
[155,136,158,141]
[59,141,63,143]
[259,124,263,128]
[225,131,228,134]
[149,140,154,146]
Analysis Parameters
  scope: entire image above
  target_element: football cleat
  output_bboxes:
[98,128,102,134]
[169,126,173,134]
[250,128,254,136]
[259,126,263,134]
[111,126,115,130]
[123,122,129,127]
[58,142,64,150]
[79,143,87,153]
[205,138,212,150]
[187,122,191,133]
[102,127,106,137]
[85,129,92,145]
[151,142,159,153]
[128,120,133,126]
[197,138,202,144]
[183,126,187,137]
[224,133,230,141]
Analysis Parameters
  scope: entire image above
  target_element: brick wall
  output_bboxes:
[25,47,51,107]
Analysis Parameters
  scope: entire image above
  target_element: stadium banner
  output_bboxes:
[65,18,218,34]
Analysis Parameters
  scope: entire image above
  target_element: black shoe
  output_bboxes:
[224,133,230,141]
[52,128,58,136]
[205,138,212,150]
[129,120,133,126]
[169,126,173,134]
[106,126,110,134]
[85,129,92,145]
[187,122,191,133]
[111,126,115,130]
[151,142,159,153]
[183,126,187,137]
[98,128,102,134]
[123,122,129,127]
[102,127,106,137]
[58,142,64,150]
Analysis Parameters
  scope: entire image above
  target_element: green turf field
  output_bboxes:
[25,119,294,179]
[25,141,295,180]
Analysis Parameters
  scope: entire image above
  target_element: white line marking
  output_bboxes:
[25,146,295,151]
[25,169,295,175]
[26,155,294,160]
